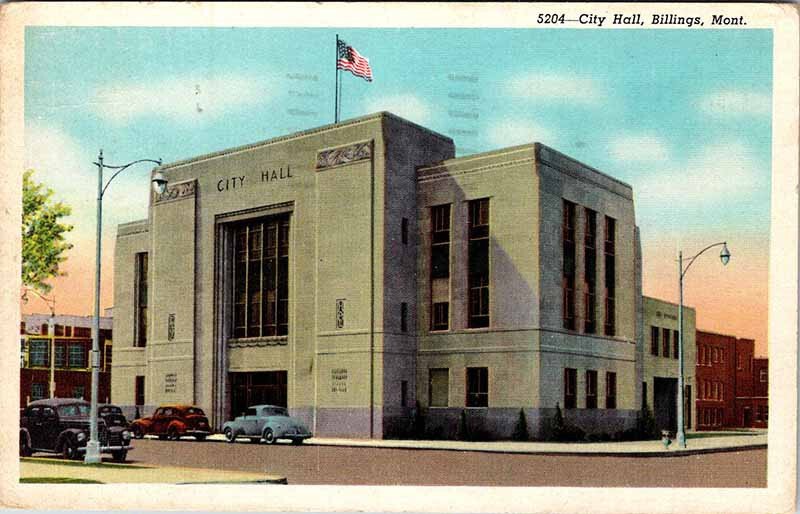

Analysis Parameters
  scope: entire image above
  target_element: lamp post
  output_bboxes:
[22,288,57,398]
[676,241,731,448]
[85,150,165,464]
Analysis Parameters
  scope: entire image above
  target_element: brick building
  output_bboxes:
[695,330,767,430]
[20,314,113,407]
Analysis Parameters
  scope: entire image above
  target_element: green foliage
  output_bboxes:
[21,169,73,294]
[636,404,660,440]
[513,409,530,441]
[548,403,585,442]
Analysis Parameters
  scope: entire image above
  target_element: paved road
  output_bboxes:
[125,438,767,487]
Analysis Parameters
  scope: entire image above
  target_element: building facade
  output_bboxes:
[641,296,696,433]
[695,330,767,430]
[20,314,113,407]
[112,112,641,439]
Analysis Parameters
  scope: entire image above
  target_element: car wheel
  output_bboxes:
[112,450,127,463]
[131,425,144,439]
[60,437,78,460]
[224,427,235,443]
[168,427,180,441]
[195,435,206,442]
[262,428,275,445]
[291,438,303,445]
[19,434,31,457]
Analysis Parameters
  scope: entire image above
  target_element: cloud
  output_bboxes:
[91,74,271,124]
[634,141,761,205]
[506,72,605,105]
[486,119,555,148]
[698,90,771,117]
[365,94,431,125]
[609,135,669,163]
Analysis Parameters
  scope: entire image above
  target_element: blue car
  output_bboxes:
[222,405,312,445]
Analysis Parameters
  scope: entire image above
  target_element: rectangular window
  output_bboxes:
[68,344,85,368]
[737,352,743,370]
[428,368,449,407]
[31,383,46,401]
[134,252,148,347]
[232,216,290,338]
[135,376,145,406]
[673,330,679,360]
[466,367,488,407]
[606,372,617,409]
[650,326,659,356]
[431,205,451,279]
[604,216,616,336]
[760,369,768,382]
[712,347,718,363]
[29,339,49,367]
[562,200,576,330]
[584,208,597,333]
[564,368,577,409]
[468,199,490,328]
[585,370,598,409]
[104,343,112,372]
[401,217,409,245]
[54,343,66,368]
[431,302,449,331]
[662,328,671,359]
[400,380,408,407]
[400,302,408,333]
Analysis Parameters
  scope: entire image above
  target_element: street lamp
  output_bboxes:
[85,150,164,464]
[677,241,730,448]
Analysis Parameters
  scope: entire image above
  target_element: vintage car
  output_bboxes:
[130,404,211,441]
[222,405,312,444]
[98,403,129,428]
[19,398,133,462]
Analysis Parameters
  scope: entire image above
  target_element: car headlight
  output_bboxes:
[76,432,86,442]
[122,430,131,440]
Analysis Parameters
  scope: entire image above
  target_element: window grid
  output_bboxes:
[603,216,616,336]
[585,370,598,409]
[134,252,148,347]
[468,199,490,328]
[583,208,597,333]
[430,205,451,331]
[606,372,617,409]
[564,368,577,409]
[466,367,488,407]
[562,201,576,330]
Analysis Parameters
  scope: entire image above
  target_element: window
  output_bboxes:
[650,326,659,356]
[135,376,145,406]
[604,216,616,336]
[584,208,597,333]
[760,369,768,382]
[428,368,449,407]
[233,216,290,338]
[712,347,718,363]
[468,199,490,328]
[31,383,46,401]
[432,302,449,331]
[72,386,85,399]
[737,352,743,370]
[606,372,617,409]
[585,370,598,409]
[401,217,409,245]
[400,302,408,333]
[564,368,577,409]
[642,381,648,409]
[134,252,148,347]
[104,343,112,372]
[662,328,670,358]
[54,343,66,368]
[562,200,576,330]
[466,367,488,407]
[29,339,49,367]
[673,330,679,360]
[68,344,85,368]
[400,380,408,407]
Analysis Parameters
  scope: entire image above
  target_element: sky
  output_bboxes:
[22,27,772,355]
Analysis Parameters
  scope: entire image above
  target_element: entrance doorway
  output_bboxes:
[229,371,287,419]
[743,406,752,427]
[653,377,678,433]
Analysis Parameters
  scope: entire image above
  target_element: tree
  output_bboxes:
[21,169,73,295]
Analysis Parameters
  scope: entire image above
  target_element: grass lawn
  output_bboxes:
[20,477,104,484]
[687,431,760,439]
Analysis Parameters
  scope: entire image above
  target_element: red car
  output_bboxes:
[130,404,211,441]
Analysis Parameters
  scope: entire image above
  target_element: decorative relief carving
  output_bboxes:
[228,337,288,349]
[154,180,196,204]
[316,141,372,170]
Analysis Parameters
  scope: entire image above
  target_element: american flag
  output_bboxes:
[337,40,373,82]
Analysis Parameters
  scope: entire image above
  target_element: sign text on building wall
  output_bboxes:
[336,299,346,329]
[331,368,348,393]
[164,373,177,393]
[216,165,293,192]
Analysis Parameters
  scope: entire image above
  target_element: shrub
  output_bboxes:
[513,409,530,441]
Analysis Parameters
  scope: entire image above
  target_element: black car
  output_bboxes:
[98,403,129,429]
[19,398,133,462]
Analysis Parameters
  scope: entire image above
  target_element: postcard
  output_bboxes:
[0,2,797,513]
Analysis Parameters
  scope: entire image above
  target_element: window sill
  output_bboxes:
[228,336,288,348]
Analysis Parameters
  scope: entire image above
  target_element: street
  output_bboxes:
[122,438,767,487]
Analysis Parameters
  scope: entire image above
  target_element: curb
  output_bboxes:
[176,477,288,485]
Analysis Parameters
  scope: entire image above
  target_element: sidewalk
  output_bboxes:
[20,458,287,484]
[204,430,767,456]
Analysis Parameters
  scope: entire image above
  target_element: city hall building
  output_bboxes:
[112,112,642,439]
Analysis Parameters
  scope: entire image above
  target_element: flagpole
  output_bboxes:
[335,34,339,123]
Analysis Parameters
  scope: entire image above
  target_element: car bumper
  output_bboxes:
[77,444,134,453]
[186,430,211,437]
[283,432,312,439]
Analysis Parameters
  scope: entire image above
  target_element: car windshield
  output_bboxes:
[58,404,90,417]
[185,407,205,416]
[101,406,122,414]
[263,407,288,417]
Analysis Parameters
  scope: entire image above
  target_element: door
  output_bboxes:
[41,406,60,449]
[653,377,678,433]
[743,407,752,427]
[229,371,288,420]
